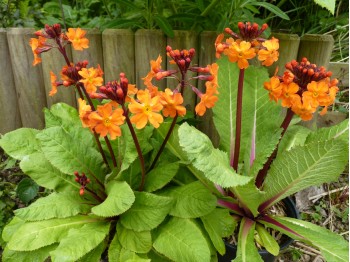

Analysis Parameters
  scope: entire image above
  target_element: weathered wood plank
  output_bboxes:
[6,28,47,129]
[102,29,135,84]
[0,29,22,133]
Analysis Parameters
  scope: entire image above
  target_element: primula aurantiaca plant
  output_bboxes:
[0,22,348,262]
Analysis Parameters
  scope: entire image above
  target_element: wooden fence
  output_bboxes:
[0,28,348,136]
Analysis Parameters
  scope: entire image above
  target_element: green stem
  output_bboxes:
[255,108,294,188]
[122,105,146,191]
[231,68,245,172]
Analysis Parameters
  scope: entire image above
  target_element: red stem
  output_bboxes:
[255,108,294,188]
[231,69,245,171]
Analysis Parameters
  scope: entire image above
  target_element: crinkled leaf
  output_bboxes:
[20,152,79,192]
[16,178,39,204]
[117,221,152,253]
[92,181,135,217]
[2,217,25,242]
[7,215,100,251]
[0,128,41,160]
[50,221,110,262]
[2,244,57,262]
[233,218,262,262]
[259,216,348,261]
[260,140,349,211]
[313,0,336,14]
[153,217,211,262]
[120,191,174,231]
[14,192,92,221]
[277,125,311,157]
[179,123,251,188]
[255,224,279,256]
[305,119,349,144]
[143,162,179,192]
[162,181,216,218]
[44,103,80,129]
[77,240,107,262]
[200,208,238,255]
[36,126,107,182]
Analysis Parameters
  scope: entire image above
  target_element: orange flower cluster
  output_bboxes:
[264,58,339,121]
[29,24,89,66]
[215,22,279,69]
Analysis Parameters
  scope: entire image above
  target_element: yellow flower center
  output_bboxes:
[144,105,151,115]
[313,92,318,97]
[103,118,111,127]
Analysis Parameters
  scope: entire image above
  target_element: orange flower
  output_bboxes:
[49,71,58,96]
[88,102,125,140]
[29,36,48,65]
[291,96,317,121]
[195,83,219,116]
[215,33,226,58]
[303,80,329,108]
[78,98,92,128]
[128,89,163,129]
[208,63,219,88]
[78,67,104,94]
[264,76,282,102]
[125,84,138,102]
[280,82,300,108]
[224,40,256,69]
[143,55,162,85]
[258,37,279,66]
[160,88,186,118]
[66,28,89,51]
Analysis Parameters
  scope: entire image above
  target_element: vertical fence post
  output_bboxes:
[268,33,300,76]
[196,31,219,146]
[7,28,47,129]
[0,29,22,133]
[135,29,166,89]
[102,29,135,84]
[166,30,199,113]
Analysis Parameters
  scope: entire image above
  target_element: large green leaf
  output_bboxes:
[108,233,122,262]
[77,240,107,262]
[2,244,57,262]
[260,140,349,210]
[36,126,107,182]
[178,123,251,188]
[119,192,174,231]
[117,221,152,253]
[2,217,25,242]
[92,181,135,217]
[213,58,282,176]
[313,0,336,15]
[44,103,80,129]
[259,216,349,261]
[305,119,349,144]
[143,162,179,192]
[277,125,311,157]
[14,192,92,221]
[0,128,41,160]
[50,221,110,262]
[7,215,100,251]
[233,218,262,262]
[161,181,216,218]
[153,217,211,262]
[20,152,79,192]
[200,208,238,255]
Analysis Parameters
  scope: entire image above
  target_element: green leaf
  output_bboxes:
[255,224,279,256]
[153,217,211,262]
[233,218,262,262]
[36,126,107,182]
[179,123,251,187]
[117,221,152,253]
[119,192,174,231]
[2,217,25,242]
[260,140,349,210]
[200,208,238,255]
[108,233,122,262]
[20,152,79,192]
[251,2,290,20]
[277,125,311,157]
[259,216,349,261]
[14,192,92,221]
[92,181,135,217]
[7,215,100,251]
[305,119,349,144]
[2,244,57,262]
[313,0,336,15]
[0,128,41,160]
[77,240,107,262]
[16,178,39,204]
[153,15,174,37]
[143,162,179,192]
[162,181,216,218]
[44,103,80,129]
[50,221,110,262]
